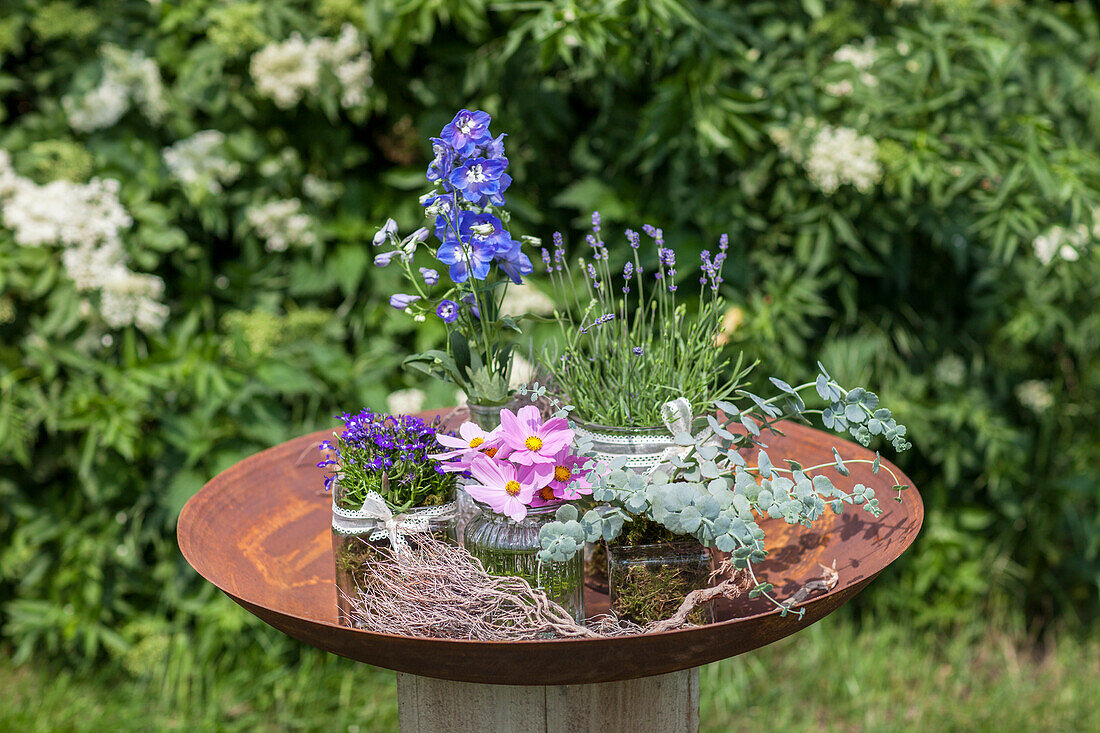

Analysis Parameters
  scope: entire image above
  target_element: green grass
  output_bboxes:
[3,613,1097,732]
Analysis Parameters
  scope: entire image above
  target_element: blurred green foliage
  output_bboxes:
[1,0,1099,682]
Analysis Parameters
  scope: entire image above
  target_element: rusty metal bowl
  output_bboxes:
[178,411,922,685]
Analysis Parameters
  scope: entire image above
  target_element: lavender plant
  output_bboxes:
[373,110,537,406]
[318,409,457,513]
[543,218,736,426]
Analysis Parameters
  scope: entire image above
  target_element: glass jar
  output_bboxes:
[463,503,585,623]
[607,541,714,626]
[331,502,456,628]
[572,418,708,474]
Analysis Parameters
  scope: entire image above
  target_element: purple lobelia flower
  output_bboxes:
[389,293,421,310]
[632,346,644,355]
[419,267,439,285]
[439,110,493,156]
[449,157,510,206]
[436,299,459,323]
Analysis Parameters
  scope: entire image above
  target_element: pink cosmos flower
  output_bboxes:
[545,450,594,500]
[498,405,573,466]
[465,455,540,521]
[429,422,506,472]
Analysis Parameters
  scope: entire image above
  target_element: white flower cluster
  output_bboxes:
[804,125,883,195]
[249,25,372,109]
[0,151,168,332]
[386,388,427,416]
[63,46,167,132]
[827,38,879,96]
[163,130,242,194]
[246,199,317,252]
[500,282,555,316]
[1032,224,1088,265]
[834,38,877,71]
[1015,380,1053,414]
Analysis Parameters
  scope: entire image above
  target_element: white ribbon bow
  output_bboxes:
[650,397,718,474]
[332,490,457,556]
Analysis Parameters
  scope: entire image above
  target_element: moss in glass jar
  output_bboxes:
[608,517,713,626]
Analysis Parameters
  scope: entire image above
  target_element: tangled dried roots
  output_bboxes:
[341,535,755,640]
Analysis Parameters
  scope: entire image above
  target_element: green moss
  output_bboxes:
[610,559,712,626]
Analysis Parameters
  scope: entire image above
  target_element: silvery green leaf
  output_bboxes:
[784,394,806,415]
[726,448,747,467]
[770,377,796,394]
[831,500,844,514]
[821,407,835,430]
[715,534,737,553]
[812,474,833,494]
[757,489,773,507]
[815,373,832,401]
[700,460,721,479]
[714,400,740,417]
[555,504,579,522]
[817,361,832,380]
[844,403,865,423]
[741,414,760,436]
[609,456,628,471]
[756,449,773,478]
[707,415,736,441]
[675,431,694,446]
[732,494,752,517]
[678,506,702,532]
[872,453,881,474]
[711,515,731,535]
[697,444,718,461]
[537,550,553,563]
[874,408,891,420]
[863,391,879,409]
[624,493,648,514]
[697,495,721,520]
[867,418,883,434]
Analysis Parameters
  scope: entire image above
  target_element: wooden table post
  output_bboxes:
[396,669,699,733]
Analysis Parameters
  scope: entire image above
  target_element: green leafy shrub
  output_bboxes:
[1,0,1099,682]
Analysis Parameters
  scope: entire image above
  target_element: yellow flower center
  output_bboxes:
[469,436,484,448]
[524,436,544,451]
[554,466,572,482]
[505,480,522,496]
[539,487,555,501]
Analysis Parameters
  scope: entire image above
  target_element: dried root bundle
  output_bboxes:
[340,535,778,640]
